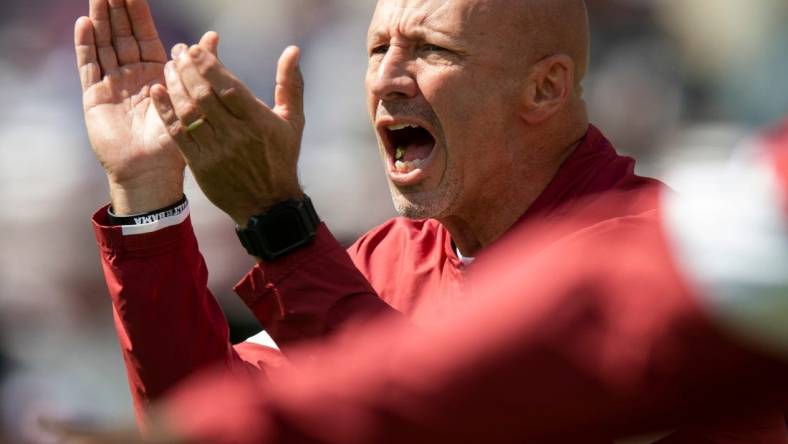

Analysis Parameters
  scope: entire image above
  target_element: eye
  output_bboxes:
[370,44,389,56]
[421,44,448,53]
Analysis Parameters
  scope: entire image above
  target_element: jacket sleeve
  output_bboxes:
[161,208,788,444]
[233,223,404,351]
[95,202,403,425]
[92,207,282,426]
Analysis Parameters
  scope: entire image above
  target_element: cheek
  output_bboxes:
[430,79,504,152]
[430,82,514,184]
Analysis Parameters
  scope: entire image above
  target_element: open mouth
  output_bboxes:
[382,122,437,174]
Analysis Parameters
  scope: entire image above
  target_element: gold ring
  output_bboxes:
[186,117,206,132]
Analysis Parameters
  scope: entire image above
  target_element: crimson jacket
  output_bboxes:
[92,125,788,442]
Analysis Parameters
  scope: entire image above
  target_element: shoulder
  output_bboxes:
[483,185,665,271]
[474,209,666,294]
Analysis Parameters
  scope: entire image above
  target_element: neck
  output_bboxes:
[439,128,585,257]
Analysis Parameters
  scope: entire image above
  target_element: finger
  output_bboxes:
[184,45,261,120]
[199,31,219,57]
[89,0,119,71]
[107,0,141,65]
[175,46,235,125]
[75,17,101,90]
[274,46,305,127]
[126,0,167,63]
[151,84,203,160]
[164,61,202,125]
[163,61,215,142]
[171,43,188,61]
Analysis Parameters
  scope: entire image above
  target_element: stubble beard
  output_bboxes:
[388,173,462,220]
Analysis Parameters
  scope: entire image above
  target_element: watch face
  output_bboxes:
[260,207,309,254]
[237,197,319,260]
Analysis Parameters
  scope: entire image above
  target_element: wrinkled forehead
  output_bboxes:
[368,0,510,43]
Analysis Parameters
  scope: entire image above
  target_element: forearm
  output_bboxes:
[235,223,404,351]
[93,206,247,422]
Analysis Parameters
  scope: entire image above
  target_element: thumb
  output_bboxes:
[274,46,305,127]
[198,31,219,57]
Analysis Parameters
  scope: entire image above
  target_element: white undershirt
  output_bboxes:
[455,247,476,266]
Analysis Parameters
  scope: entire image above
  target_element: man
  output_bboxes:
[56,122,788,443]
[75,0,785,441]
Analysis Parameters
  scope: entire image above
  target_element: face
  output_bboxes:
[366,0,526,219]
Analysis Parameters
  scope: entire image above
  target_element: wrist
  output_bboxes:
[108,174,185,216]
[231,188,304,227]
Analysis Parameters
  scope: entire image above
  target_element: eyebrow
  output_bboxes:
[366,3,470,49]
[367,24,463,47]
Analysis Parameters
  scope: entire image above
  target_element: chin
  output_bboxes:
[392,199,438,220]
[389,179,461,220]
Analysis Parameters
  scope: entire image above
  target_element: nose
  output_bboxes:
[368,46,419,100]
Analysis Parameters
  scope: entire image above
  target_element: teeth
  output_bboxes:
[387,122,420,131]
[394,158,423,174]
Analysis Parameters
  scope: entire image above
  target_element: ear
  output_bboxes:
[520,54,575,124]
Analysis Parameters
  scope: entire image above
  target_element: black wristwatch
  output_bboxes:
[235,195,320,260]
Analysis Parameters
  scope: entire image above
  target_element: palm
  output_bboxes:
[76,0,183,186]
[84,62,182,183]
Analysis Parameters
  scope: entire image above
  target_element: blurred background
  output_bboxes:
[0,0,786,441]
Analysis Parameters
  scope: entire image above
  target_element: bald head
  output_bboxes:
[370,0,589,88]
[459,0,590,89]
[516,0,590,87]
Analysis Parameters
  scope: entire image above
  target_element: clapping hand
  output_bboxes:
[149,39,306,226]
[75,0,217,215]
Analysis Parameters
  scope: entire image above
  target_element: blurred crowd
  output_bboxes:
[0,0,786,441]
